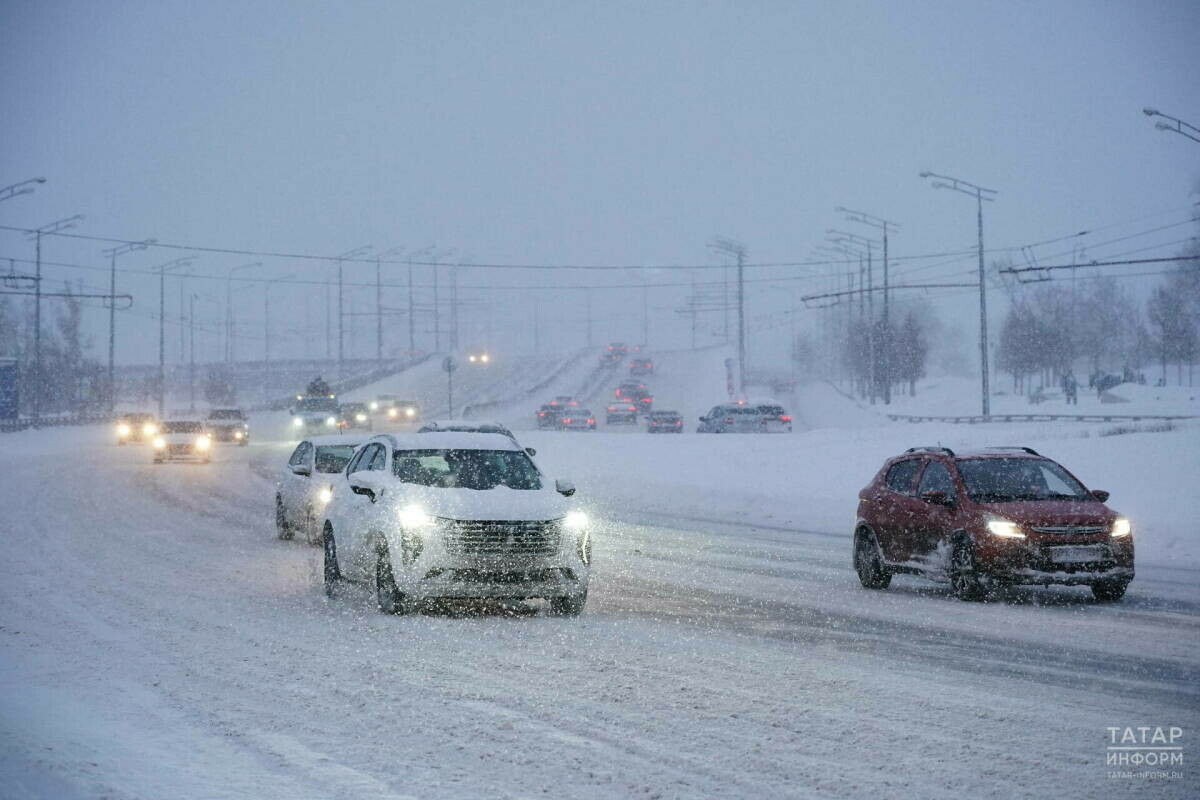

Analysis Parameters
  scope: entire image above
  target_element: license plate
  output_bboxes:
[1049,545,1107,564]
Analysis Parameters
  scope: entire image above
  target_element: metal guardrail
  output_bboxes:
[887,412,1196,424]
[0,413,115,433]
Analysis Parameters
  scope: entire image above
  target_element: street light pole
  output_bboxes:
[336,245,372,381]
[837,208,899,404]
[827,230,880,404]
[101,239,154,412]
[154,257,194,419]
[225,262,260,364]
[709,237,748,394]
[1142,107,1200,144]
[29,214,84,424]
[264,273,296,406]
[375,247,408,367]
[0,177,46,203]
[189,293,197,412]
[921,170,998,417]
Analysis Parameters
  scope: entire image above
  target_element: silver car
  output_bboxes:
[697,404,763,433]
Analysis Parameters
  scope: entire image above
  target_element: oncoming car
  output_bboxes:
[377,398,421,424]
[115,412,158,445]
[152,420,212,463]
[320,433,590,615]
[337,402,373,431]
[853,446,1135,602]
[291,395,340,434]
[206,408,249,445]
[277,435,364,544]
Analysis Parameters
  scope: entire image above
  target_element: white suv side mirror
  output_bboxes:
[555,479,576,497]
[349,471,385,502]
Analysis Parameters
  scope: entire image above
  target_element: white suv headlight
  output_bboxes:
[1111,517,1131,537]
[325,416,337,426]
[564,510,588,531]
[398,505,433,529]
[292,417,303,427]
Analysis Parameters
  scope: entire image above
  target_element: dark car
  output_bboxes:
[536,404,564,429]
[115,412,159,444]
[337,402,373,431]
[696,403,762,433]
[206,408,250,445]
[560,409,596,431]
[852,446,1134,602]
[601,342,627,364]
[646,410,683,433]
[755,404,793,433]
[629,358,654,376]
[605,401,638,425]
[615,381,646,399]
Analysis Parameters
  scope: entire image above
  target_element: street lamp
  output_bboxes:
[1142,107,1200,144]
[336,245,372,379]
[920,170,998,417]
[708,237,748,395]
[0,177,46,203]
[376,246,408,366]
[101,239,155,411]
[154,257,195,418]
[265,274,296,405]
[837,208,899,404]
[27,214,84,424]
[225,262,261,363]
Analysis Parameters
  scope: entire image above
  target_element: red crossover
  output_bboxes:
[853,446,1134,601]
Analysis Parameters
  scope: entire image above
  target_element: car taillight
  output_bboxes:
[587,418,595,424]
[675,420,682,425]
[724,417,734,424]
[642,397,651,402]
[562,418,572,424]
[781,415,792,422]
[538,412,545,417]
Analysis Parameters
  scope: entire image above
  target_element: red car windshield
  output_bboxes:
[957,458,1091,502]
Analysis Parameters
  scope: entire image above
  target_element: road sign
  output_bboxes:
[443,356,457,373]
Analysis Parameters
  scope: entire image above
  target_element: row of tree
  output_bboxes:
[996,218,1199,391]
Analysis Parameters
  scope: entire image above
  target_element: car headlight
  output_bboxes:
[234,430,244,439]
[152,437,166,449]
[985,517,1025,539]
[369,401,379,411]
[480,354,489,363]
[117,423,131,436]
[398,505,433,529]
[318,487,333,504]
[325,416,337,426]
[143,423,158,436]
[195,436,211,450]
[1111,517,1131,537]
[292,417,303,427]
[564,510,588,531]
[355,414,366,422]
[404,407,415,417]
[388,408,398,418]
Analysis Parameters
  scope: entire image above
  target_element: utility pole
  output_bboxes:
[188,293,196,412]
[450,264,459,350]
[533,294,541,357]
[642,283,649,347]
[29,215,83,424]
[225,262,260,363]
[585,290,593,348]
[837,208,899,404]
[336,245,372,380]
[921,171,998,417]
[100,238,152,412]
[827,230,879,404]
[155,257,194,419]
[263,274,295,406]
[374,247,407,366]
[709,237,748,393]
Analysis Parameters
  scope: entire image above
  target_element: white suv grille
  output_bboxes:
[442,520,562,557]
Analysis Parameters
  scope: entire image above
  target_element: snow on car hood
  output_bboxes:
[387,483,568,522]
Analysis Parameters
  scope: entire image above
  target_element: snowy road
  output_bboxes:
[3,422,1196,799]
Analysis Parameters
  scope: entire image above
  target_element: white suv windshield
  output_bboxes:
[392,449,542,490]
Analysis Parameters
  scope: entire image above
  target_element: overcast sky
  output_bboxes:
[2,0,1198,366]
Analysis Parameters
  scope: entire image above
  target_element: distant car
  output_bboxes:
[552,395,580,407]
[697,403,764,433]
[629,358,654,376]
[152,420,212,463]
[560,409,597,431]
[646,410,683,433]
[605,401,638,424]
[337,402,373,431]
[601,342,626,363]
[277,435,364,544]
[755,404,793,433]
[536,404,564,429]
[291,395,340,434]
[466,351,491,364]
[206,408,249,445]
[321,432,589,615]
[369,394,397,413]
[615,381,646,399]
[378,398,421,424]
[115,412,158,445]
[853,446,1134,602]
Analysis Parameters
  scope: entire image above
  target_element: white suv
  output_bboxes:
[320,432,590,615]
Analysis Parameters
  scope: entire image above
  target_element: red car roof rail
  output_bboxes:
[904,446,956,457]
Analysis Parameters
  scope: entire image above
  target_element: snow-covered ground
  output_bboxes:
[2,352,1197,799]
